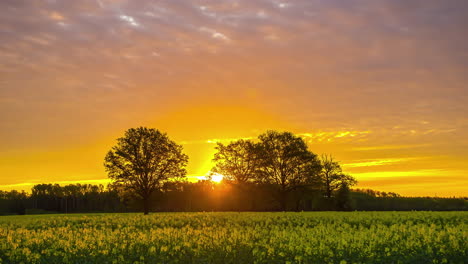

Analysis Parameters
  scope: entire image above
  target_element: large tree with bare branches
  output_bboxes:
[104,127,188,214]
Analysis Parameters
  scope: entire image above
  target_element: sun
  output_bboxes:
[196,172,225,183]
[210,173,224,183]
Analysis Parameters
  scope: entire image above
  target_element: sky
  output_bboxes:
[0,0,467,196]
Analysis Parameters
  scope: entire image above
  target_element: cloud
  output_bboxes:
[181,130,371,145]
[119,14,140,27]
[49,11,65,21]
[199,27,230,42]
[180,136,254,145]
[0,0,467,195]
[351,169,461,179]
[351,144,431,151]
[343,158,421,168]
[299,131,371,143]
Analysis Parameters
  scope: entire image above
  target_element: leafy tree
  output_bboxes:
[211,139,261,210]
[320,154,357,198]
[211,139,258,184]
[255,131,322,210]
[104,127,188,214]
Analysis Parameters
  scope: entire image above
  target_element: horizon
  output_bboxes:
[1,177,467,199]
[1,0,468,197]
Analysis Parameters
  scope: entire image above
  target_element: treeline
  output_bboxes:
[0,184,125,215]
[351,189,468,211]
[2,128,466,215]
[1,183,467,215]
[104,129,359,214]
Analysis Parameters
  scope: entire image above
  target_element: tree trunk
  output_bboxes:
[143,196,150,215]
[295,195,302,212]
[279,190,287,211]
[326,176,331,198]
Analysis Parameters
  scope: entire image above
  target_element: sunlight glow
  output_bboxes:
[196,172,224,183]
[211,173,224,183]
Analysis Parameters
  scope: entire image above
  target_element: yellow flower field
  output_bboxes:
[0,212,466,263]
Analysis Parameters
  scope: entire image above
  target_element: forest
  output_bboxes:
[1,182,466,215]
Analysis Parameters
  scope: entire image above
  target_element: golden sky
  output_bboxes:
[0,0,467,196]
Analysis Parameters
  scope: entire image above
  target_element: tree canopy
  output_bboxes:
[211,139,258,184]
[104,127,188,214]
[256,131,322,187]
[254,131,322,210]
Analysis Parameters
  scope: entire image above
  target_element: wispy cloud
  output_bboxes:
[351,144,431,151]
[352,169,452,179]
[180,130,372,145]
[343,157,422,168]
[180,137,253,145]
[199,27,230,42]
[299,131,371,142]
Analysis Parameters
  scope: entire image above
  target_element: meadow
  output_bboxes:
[0,212,466,264]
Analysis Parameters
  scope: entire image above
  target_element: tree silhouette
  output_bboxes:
[320,154,357,198]
[211,139,260,210]
[211,139,258,184]
[255,131,322,210]
[104,127,188,214]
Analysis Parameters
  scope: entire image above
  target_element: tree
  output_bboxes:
[255,131,322,210]
[320,154,357,198]
[104,127,188,214]
[211,139,258,184]
[211,139,260,210]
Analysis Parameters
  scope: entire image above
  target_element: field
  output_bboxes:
[0,212,466,264]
